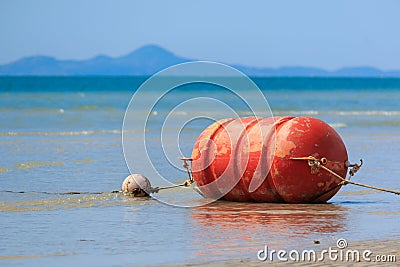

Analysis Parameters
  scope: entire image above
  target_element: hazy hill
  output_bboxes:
[1,45,399,77]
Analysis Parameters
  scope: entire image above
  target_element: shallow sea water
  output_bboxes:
[0,77,399,266]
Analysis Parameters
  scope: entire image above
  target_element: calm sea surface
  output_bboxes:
[0,77,399,266]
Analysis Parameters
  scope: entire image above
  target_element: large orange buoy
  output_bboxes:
[191,116,348,203]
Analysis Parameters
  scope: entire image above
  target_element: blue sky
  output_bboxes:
[1,0,399,70]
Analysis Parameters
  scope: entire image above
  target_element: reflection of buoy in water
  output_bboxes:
[121,174,152,197]
[191,116,349,203]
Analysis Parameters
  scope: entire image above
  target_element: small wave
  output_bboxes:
[0,251,76,260]
[17,106,119,114]
[74,105,98,111]
[172,111,188,116]
[0,167,10,174]
[72,158,95,164]
[272,110,400,117]
[330,111,400,116]
[15,161,63,170]
[290,110,319,115]
[0,193,146,212]
[0,129,137,137]
[329,123,347,129]
[273,110,319,116]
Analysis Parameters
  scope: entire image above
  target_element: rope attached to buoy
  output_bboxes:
[2,159,201,197]
[291,156,400,195]
[5,157,396,199]
[147,158,204,197]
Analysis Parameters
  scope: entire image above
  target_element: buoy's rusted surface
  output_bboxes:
[191,116,348,203]
[271,117,348,203]
[121,174,152,197]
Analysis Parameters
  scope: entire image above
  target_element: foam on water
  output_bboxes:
[332,110,400,116]
[0,129,139,136]
[329,122,347,129]
[14,161,63,170]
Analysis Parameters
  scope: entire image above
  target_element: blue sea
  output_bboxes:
[0,76,399,266]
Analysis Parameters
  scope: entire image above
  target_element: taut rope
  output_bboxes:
[147,158,203,196]
[291,156,400,195]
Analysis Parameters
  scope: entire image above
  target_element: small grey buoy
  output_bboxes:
[121,174,152,197]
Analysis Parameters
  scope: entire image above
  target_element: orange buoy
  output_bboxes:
[191,116,348,203]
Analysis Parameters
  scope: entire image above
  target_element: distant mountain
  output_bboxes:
[1,45,399,77]
[0,45,190,76]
